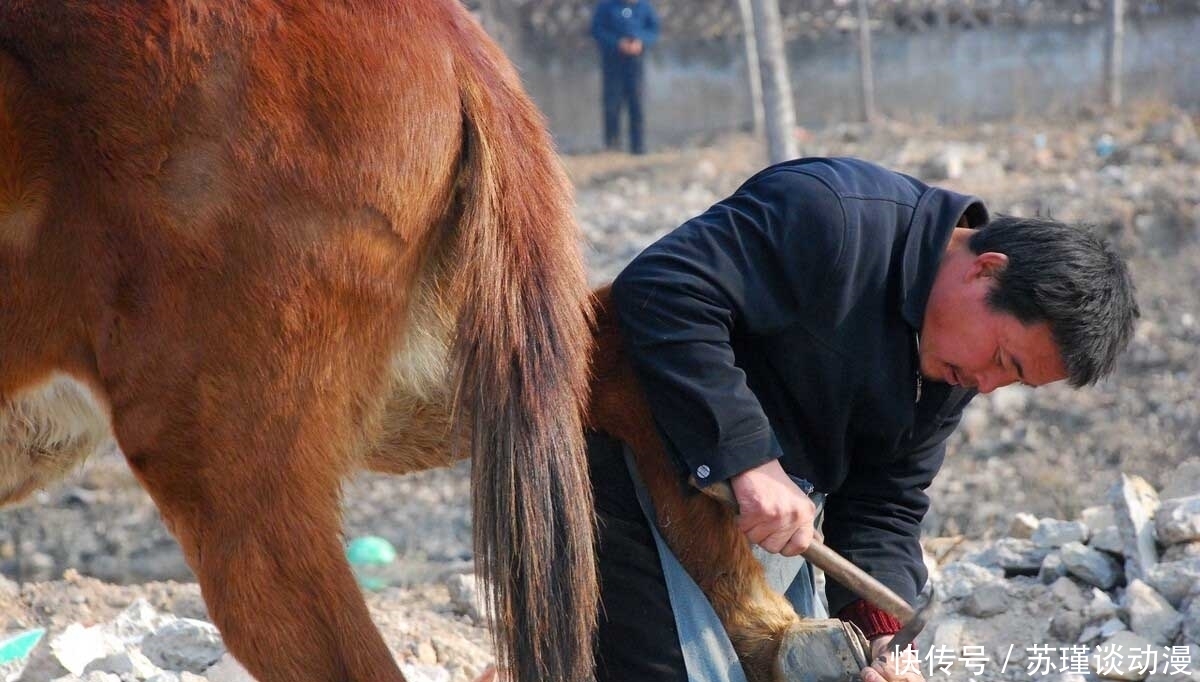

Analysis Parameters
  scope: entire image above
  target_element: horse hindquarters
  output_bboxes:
[0,1,595,680]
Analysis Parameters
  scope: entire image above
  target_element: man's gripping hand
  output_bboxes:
[862,635,924,682]
[729,459,816,556]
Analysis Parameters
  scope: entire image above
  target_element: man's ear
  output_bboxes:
[972,251,1009,279]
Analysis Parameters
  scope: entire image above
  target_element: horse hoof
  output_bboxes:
[773,619,871,682]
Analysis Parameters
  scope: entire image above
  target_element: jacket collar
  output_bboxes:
[900,187,989,330]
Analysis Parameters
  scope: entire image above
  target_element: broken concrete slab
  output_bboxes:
[1123,580,1183,645]
[1109,474,1161,582]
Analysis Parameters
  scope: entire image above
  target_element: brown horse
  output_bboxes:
[588,285,835,682]
[0,2,595,681]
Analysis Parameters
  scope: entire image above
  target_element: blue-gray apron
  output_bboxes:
[625,449,828,682]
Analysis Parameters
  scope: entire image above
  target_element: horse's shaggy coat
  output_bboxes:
[0,3,595,681]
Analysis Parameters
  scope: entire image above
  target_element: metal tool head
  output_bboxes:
[882,584,937,655]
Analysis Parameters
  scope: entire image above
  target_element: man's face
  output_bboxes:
[921,251,1068,393]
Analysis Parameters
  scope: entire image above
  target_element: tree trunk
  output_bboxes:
[1103,0,1125,109]
[857,0,877,124]
[748,0,798,163]
[735,0,766,134]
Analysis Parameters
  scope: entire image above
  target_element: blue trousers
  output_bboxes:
[600,54,645,153]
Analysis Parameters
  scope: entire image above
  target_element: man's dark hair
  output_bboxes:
[968,215,1139,387]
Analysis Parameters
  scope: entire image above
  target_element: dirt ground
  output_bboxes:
[2,106,1198,680]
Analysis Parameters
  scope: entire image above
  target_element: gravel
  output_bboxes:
[2,107,1198,680]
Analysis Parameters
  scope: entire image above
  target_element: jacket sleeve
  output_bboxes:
[822,411,962,616]
[611,168,846,486]
[591,4,622,52]
[636,3,661,47]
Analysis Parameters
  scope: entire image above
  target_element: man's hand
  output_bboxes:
[728,459,815,556]
[862,635,923,682]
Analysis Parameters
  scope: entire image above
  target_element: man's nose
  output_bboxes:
[975,368,1016,394]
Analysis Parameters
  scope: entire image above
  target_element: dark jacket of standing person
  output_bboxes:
[590,0,660,154]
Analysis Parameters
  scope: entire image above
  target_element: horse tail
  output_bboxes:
[450,17,597,682]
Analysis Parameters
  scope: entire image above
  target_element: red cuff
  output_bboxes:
[837,599,904,641]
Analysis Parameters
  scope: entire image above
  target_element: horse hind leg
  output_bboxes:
[119,329,409,682]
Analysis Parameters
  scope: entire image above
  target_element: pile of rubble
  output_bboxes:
[919,474,1200,681]
[2,109,1197,682]
[0,574,490,682]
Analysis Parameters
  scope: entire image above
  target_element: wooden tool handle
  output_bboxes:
[802,541,914,623]
[700,479,915,623]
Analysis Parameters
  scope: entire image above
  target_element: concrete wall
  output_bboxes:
[505,14,1200,153]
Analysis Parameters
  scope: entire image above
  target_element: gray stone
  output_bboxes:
[919,145,967,180]
[1048,576,1085,608]
[936,561,1004,599]
[1099,618,1129,638]
[1035,519,1091,548]
[52,674,122,682]
[962,537,1052,574]
[1046,675,1091,682]
[1010,512,1040,539]
[1091,631,1156,680]
[931,619,965,652]
[962,581,1010,617]
[82,650,161,680]
[1142,114,1199,148]
[1083,505,1118,533]
[140,620,224,674]
[1093,526,1128,555]
[1182,597,1200,647]
[989,385,1032,417]
[1109,474,1161,582]
[399,664,451,682]
[202,654,256,682]
[1087,588,1121,622]
[958,406,989,443]
[1144,643,1200,682]
[1146,558,1200,607]
[1079,622,1106,643]
[1041,551,1070,583]
[445,573,485,622]
[17,624,124,682]
[1051,610,1087,641]
[1156,496,1200,546]
[22,552,57,583]
[1062,541,1124,589]
[103,600,174,646]
[1124,580,1183,645]
[1162,543,1200,562]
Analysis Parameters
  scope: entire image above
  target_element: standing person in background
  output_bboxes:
[591,0,660,155]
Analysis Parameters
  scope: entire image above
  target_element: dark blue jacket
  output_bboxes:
[591,0,660,57]
[611,157,988,614]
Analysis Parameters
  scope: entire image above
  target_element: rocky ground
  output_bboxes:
[2,106,1199,681]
